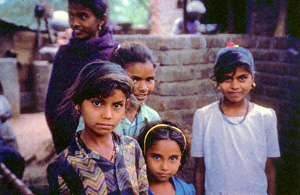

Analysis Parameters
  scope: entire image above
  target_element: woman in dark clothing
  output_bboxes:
[45,0,119,153]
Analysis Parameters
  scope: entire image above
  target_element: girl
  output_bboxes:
[137,120,196,195]
[45,0,119,153]
[47,61,148,194]
[110,42,161,138]
[191,43,280,194]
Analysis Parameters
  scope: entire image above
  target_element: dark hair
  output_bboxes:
[212,50,253,83]
[58,61,133,117]
[110,41,157,70]
[137,120,190,167]
[68,0,107,19]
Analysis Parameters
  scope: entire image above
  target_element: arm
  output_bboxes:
[195,157,205,195]
[265,158,276,195]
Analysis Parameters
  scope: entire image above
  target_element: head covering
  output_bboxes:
[186,1,206,14]
[215,43,255,74]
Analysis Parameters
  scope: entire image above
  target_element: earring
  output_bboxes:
[98,24,102,31]
[214,83,220,90]
[251,82,256,89]
[76,109,81,115]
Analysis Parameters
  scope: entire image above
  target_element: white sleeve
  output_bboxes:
[265,108,280,157]
[172,18,183,35]
[191,109,205,157]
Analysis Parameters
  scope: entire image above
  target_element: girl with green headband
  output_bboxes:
[137,120,195,195]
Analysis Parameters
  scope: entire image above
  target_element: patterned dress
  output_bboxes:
[47,131,148,194]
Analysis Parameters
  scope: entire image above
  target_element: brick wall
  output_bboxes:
[2,33,299,193]
[113,34,300,192]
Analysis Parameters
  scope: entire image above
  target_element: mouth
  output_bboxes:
[95,123,114,130]
[135,94,148,102]
[156,173,171,179]
[73,29,83,36]
[228,92,242,96]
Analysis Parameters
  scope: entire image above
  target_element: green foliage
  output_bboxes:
[108,0,150,27]
[0,0,149,30]
[0,0,68,30]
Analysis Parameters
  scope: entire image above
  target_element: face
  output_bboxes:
[79,89,128,136]
[219,67,254,103]
[68,3,103,40]
[146,139,181,183]
[125,61,155,104]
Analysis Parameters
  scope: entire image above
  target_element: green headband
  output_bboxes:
[143,124,187,155]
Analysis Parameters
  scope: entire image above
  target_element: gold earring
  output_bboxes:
[214,83,220,90]
[251,82,256,89]
[99,24,102,31]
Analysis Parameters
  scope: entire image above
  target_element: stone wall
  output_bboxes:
[2,33,299,193]
[113,34,300,192]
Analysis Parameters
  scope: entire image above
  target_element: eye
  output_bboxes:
[78,13,88,20]
[147,77,154,82]
[224,77,232,82]
[170,156,178,161]
[153,155,161,160]
[239,76,247,81]
[92,100,101,107]
[113,103,123,109]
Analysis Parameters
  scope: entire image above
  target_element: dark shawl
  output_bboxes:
[45,26,119,153]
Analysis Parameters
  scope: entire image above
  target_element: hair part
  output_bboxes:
[68,0,107,19]
[137,120,190,168]
[57,61,133,117]
[110,41,157,70]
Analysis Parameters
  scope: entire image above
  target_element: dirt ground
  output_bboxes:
[10,112,52,158]
[9,112,55,194]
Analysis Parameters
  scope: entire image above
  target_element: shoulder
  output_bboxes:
[252,103,276,118]
[140,104,160,120]
[113,131,138,146]
[195,101,219,116]
[172,177,196,194]
[47,148,70,174]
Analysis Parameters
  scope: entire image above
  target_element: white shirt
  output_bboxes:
[191,101,280,194]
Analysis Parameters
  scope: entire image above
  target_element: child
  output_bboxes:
[47,61,148,194]
[137,120,196,195]
[45,0,119,153]
[191,43,280,194]
[110,42,161,138]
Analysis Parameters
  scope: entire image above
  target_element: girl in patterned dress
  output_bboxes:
[47,61,148,194]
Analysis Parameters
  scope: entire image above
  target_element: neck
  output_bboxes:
[221,97,249,117]
[149,178,175,195]
[125,105,139,123]
[80,130,112,149]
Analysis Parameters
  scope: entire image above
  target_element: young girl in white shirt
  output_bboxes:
[191,43,280,195]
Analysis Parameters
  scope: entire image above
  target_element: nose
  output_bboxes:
[69,17,79,28]
[160,160,169,171]
[101,106,112,119]
[138,81,148,92]
[230,79,239,89]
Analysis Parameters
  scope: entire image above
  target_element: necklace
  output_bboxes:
[219,98,249,125]
[122,116,138,137]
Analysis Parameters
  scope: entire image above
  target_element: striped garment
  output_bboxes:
[47,131,148,194]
